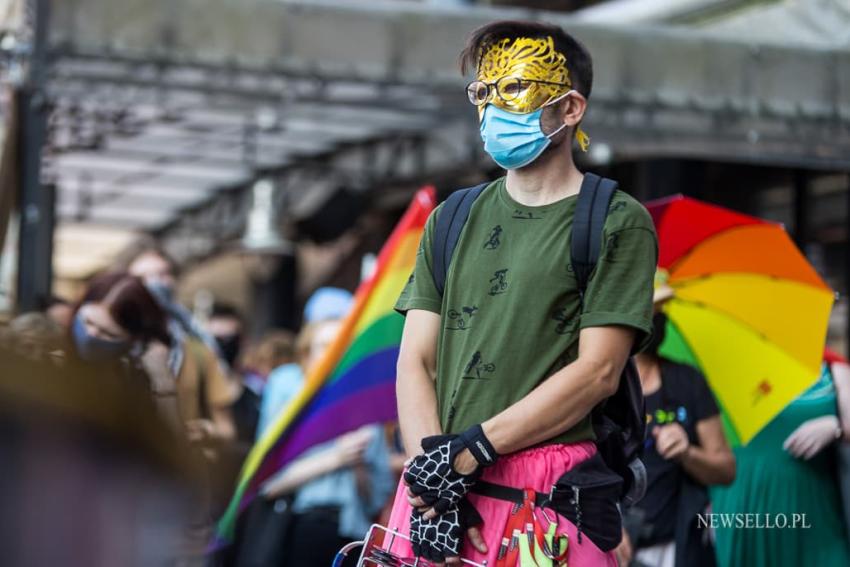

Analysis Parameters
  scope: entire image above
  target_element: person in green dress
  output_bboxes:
[710,357,850,567]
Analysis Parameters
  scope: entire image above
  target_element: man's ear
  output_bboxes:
[561,91,588,128]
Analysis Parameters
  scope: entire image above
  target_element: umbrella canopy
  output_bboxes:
[646,195,834,446]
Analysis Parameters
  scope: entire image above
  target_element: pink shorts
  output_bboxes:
[384,442,618,566]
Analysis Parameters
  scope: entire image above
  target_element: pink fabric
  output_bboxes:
[384,442,618,566]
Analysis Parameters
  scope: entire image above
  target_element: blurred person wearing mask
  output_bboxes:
[206,303,256,443]
[241,288,393,567]
[127,247,221,355]
[709,351,850,567]
[127,248,238,447]
[207,302,295,444]
[70,272,172,390]
[128,249,240,527]
[207,303,245,371]
[615,292,736,567]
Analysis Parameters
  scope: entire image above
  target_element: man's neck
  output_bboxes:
[504,150,583,207]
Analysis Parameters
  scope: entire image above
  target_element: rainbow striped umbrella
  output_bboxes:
[215,187,436,542]
[647,195,834,446]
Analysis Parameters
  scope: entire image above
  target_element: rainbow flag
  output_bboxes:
[215,186,436,543]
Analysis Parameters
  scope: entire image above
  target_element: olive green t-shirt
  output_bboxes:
[395,177,658,445]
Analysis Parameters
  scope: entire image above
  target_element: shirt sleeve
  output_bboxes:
[578,196,658,350]
[394,204,443,316]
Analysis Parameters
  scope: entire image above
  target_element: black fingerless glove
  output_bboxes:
[403,425,498,515]
[457,424,499,468]
[410,499,483,562]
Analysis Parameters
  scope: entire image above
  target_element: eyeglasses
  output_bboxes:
[465,77,571,106]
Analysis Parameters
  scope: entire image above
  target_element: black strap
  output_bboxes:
[434,174,617,298]
[459,424,498,466]
[432,183,489,296]
[471,480,550,508]
[570,173,619,299]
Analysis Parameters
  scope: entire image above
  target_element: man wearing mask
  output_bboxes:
[387,21,657,567]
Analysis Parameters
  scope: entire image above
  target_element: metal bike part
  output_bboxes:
[335,524,488,567]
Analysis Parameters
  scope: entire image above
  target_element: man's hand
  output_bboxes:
[404,426,497,520]
[453,448,479,475]
[404,437,479,516]
[409,499,486,566]
[405,448,478,520]
[653,423,690,461]
[440,526,487,567]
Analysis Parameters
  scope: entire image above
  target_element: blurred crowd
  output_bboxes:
[2,245,850,567]
[0,247,405,567]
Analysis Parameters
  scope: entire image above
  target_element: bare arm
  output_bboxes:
[261,428,373,498]
[396,309,443,458]
[262,450,344,498]
[480,325,634,456]
[680,415,736,486]
[833,362,850,440]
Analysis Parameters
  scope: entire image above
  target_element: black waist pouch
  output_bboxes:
[549,452,623,552]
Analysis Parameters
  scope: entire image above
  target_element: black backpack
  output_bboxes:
[431,173,647,505]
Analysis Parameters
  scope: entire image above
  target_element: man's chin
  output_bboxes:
[513,142,562,172]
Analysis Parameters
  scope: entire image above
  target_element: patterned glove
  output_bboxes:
[410,499,483,563]
[404,425,498,515]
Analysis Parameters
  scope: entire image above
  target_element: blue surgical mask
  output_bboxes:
[72,313,132,363]
[145,280,174,307]
[479,92,571,170]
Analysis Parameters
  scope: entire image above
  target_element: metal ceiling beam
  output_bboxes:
[154,121,487,265]
[49,0,850,158]
[36,0,850,272]
[49,52,453,114]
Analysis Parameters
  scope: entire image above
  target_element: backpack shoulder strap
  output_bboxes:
[571,173,619,299]
[432,183,489,296]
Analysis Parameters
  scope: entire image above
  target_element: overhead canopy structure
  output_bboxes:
[41,0,850,274]
[696,0,850,48]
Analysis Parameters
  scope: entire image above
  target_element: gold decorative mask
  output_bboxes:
[470,36,590,151]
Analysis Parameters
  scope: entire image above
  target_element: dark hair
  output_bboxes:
[73,272,171,346]
[459,20,593,98]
